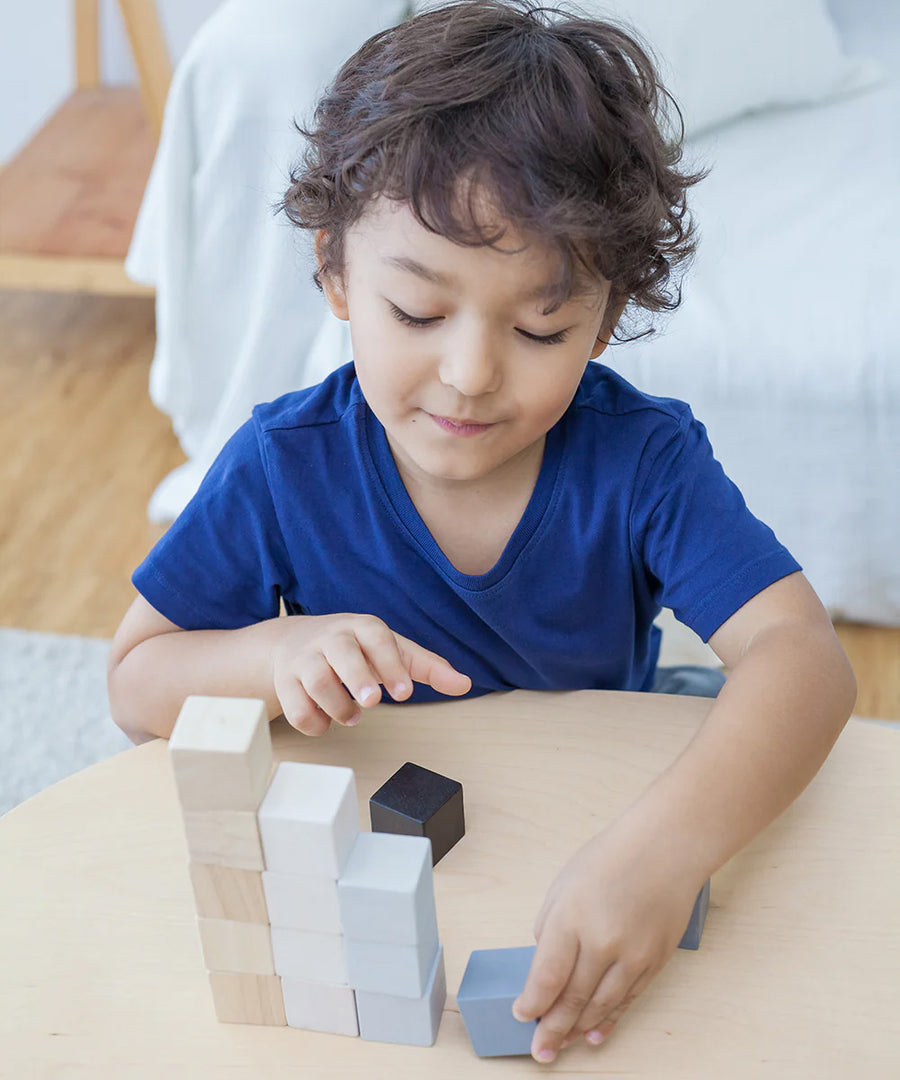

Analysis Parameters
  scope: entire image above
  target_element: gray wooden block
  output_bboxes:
[355,944,446,1046]
[345,933,439,998]
[338,832,437,945]
[257,762,359,876]
[678,879,711,950]
[456,946,537,1057]
[281,978,359,1036]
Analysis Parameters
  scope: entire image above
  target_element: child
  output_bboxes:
[108,0,856,1062]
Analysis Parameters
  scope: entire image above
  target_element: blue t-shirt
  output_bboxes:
[134,362,800,700]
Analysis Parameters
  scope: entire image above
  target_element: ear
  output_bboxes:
[314,230,349,321]
[589,294,628,360]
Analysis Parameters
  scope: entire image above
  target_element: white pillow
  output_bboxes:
[571,0,883,135]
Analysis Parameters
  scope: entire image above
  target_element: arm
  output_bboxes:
[513,571,856,1062]
[107,594,471,744]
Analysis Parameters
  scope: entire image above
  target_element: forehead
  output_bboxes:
[347,195,606,308]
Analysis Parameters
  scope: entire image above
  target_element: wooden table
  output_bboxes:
[1,691,898,1078]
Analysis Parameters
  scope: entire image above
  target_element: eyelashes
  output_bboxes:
[388,303,569,346]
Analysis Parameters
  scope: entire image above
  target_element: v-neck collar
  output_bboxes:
[360,404,567,592]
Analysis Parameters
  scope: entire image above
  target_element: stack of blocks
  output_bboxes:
[168,696,446,1044]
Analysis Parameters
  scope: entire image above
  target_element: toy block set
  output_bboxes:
[168,695,709,1057]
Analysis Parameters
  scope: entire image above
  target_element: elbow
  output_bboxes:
[107,644,156,746]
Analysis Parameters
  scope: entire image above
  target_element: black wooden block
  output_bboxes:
[369,762,465,866]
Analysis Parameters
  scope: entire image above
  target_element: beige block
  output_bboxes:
[208,972,286,1026]
[168,696,272,812]
[188,863,268,923]
[182,809,265,871]
[197,918,275,975]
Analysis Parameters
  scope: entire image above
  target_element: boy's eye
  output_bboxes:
[388,303,569,346]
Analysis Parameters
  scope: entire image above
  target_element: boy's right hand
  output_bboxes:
[271,613,472,735]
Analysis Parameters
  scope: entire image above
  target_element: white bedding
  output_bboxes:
[128,0,900,625]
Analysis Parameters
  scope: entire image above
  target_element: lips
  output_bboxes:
[427,413,495,436]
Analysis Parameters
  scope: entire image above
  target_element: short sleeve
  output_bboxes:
[631,409,802,641]
[132,418,293,630]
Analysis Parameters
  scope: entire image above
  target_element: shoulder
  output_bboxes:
[573,362,692,430]
[251,362,363,436]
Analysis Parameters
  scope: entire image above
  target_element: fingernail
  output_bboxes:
[358,686,377,704]
[535,1048,555,1063]
[586,1029,604,1045]
[512,1005,528,1022]
[392,682,410,698]
[345,712,361,726]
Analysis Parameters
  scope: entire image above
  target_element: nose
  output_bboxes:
[438,323,502,397]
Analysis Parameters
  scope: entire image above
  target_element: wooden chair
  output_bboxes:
[0,0,172,296]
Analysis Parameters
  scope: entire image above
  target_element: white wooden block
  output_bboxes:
[271,925,349,984]
[345,935,439,998]
[169,696,272,812]
[262,870,342,933]
[338,833,437,945]
[281,978,359,1036]
[356,945,446,1046]
[257,762,359,876]
[197,917,275,975]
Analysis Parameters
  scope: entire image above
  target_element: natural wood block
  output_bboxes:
[197,918,275,976]
[188,863,268,923]
[168,696,272,812]
[182,810,265,871]
[207,972,286,1026]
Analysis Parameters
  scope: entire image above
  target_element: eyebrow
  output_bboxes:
[381,254,576,304]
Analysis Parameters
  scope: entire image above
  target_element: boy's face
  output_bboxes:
[319,194,622,491]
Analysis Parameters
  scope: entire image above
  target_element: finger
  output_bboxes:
[321,634,385,713]
[527,947,612,1063]
[295,653,361,726]
[395,635,472,697]
[274,674,333,736]
[352,619,419,701]
[510,924,578,1032]
[576,962,652,1044]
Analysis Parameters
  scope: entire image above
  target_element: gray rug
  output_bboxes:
[0,628,131,817]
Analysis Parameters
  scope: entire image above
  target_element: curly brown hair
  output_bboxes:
[280,0,706,336]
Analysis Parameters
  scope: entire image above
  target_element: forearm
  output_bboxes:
[108,619,285,743]
[610,620,857,882]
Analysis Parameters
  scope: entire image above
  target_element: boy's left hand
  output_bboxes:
[512,827,704,1063]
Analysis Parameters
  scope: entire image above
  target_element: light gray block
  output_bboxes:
[356,944,446,1046]
[456,946,537,1057]
[257,762,360,876]
[281,977,359,1036]
[345,932,439,998]
[262,870,342,933]
[338,832,437,945]
[271,925,348,984]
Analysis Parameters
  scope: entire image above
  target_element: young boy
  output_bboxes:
[108,0,856,1063]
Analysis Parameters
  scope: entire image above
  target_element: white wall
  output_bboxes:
[0,0,221,164]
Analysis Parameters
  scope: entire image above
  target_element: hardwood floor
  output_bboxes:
[0,290,897,718]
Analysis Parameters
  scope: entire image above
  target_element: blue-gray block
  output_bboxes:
[456,946,537,1057]
[678,879,710,950]
[369,762,465,865]
[356,943,446,1046]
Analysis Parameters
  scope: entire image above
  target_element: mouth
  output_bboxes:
[427,413,496,437]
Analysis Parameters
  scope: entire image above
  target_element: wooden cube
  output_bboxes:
[197,917,275,975]
[369,762,464,865]
[188,862,268,923]
[182,809,265,871]
[208,972,287,1026]
[168,696,272,812]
